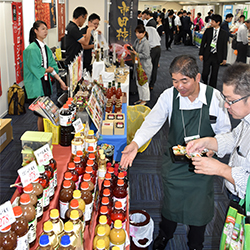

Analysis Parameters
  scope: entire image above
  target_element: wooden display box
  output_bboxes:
[101,121,114,135]
[114,121,125,135]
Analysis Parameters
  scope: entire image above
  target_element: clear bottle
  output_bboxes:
[60,104,73,146]
[85,130,97,152]
[44,160,55,201]
[19,193,37,248]
[111,80,116,104]
[97,206,111,226]
[0,225,17,250]
[95,215,111,236]
[59,180,74,222]
[73,190,85,215]
[65,199,83,222]
[11,206,29,250]
[93,226,110,250]
[98,154,107,180]
[32,178,44,221]
[61,221,77,248]
[62,171,76,190]
[41,221,59,249]
[69,210,83,242]
[58,235,74,250]
[23,183,38,210]
[71,135,84,158]
[80,182,93,225]
[49,209,64,238]
[38,165,50,211]
[113,180,127,211]
[36,234,52,250]
[109,220,126,249]
[94,239,105,250]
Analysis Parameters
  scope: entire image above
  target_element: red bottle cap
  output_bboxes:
[104,180,110,187]
[64,172,72,180]
[76,151,83,157]
[68,97,73,102]
[80,182,89,190]
[32,178,39,183]
[85,166,93,173]
[88,153,95,160]
[63,104,69,109]
[103,188,110,196]
[23,183,33,193]
[68,162,75,170]
[74,157,80,163]
[101,197,109,205]
[115,201,122,209]
[70,199,79,209]
[87,146,94,152]
[13,206,23,217]
[118,172,124,179]
[100,206,108,214]
[87,160,94,166]
[117,180,124,186]
[105,173,111,180]
[107,167,114,173]
[20,193,31,204]
[0,225,11,232]
[63,180,71,188]
[83,174,91,181]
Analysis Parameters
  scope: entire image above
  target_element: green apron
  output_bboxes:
[161,86,215,226]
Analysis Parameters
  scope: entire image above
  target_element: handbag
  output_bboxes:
[220,176,250,249]
[136,56,148,86]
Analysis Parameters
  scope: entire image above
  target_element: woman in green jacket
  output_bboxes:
[23,20,67,131]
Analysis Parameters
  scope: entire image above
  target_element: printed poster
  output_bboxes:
[57,0,65,41]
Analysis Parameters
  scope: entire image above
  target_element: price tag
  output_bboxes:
[17,161,40,187]
[73,118,84,133]
[0,201,16,230]
[34,144,53,166]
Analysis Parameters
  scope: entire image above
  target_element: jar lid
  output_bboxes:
[81,182,89,190]
[60,235,70,247]
[39,235,50,247]
[73,190,81,199]
[50,209,59,219]
[13,206,23,217]
[20,193,31,204]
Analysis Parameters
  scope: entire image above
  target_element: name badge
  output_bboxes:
[184,134,200,144]
[210,41,216,48]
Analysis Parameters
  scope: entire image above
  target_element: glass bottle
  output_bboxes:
[36,234,52,250]
[80,182,93,225]
[113,180,127,211]
[116,82,122,102]
[41,221,59,249]
[38,165,50,211]
[109,220,126,249]
[32,178,44,221]
[106,82,112,100]
[49,209,64,238]
[95,215,111,236]
[111,80,116,104]
[93,226,110,250]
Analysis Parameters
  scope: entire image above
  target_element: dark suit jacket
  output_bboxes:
[146,18,157,28]
[138,18,144,26]
[164,16,175,32]
[181,16,192,30]
[199,27,228,63]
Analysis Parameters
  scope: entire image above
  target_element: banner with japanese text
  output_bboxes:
[109,0,138,45]
[57,0,65,41]
[12,2,24,84]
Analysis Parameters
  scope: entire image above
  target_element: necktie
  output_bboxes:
[211,29,217,53]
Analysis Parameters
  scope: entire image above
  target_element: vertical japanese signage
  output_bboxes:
[109,0,138,45]
[57,0,65,41]
[12,2,24,84]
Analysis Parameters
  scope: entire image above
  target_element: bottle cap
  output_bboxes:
[13,206,23,217]
[0,225,11,232]
[23,183,33,193]
[87,160,94,166]
[99,149,104,155]
[64,172,72,180]
[97,226,106,236]
[20,193,31,204]
[101,197,109,205]
[70,199,79,209]
[107,166,114,173]
[37,165,45,173]
[73,190,81,199]
[64,221,73,232]
[83,173,91,181]
[32,178,39,183]
[63,104,69,109]
[103,188,110,196]
[118,172,124,179]
[105,173,111,180]
[100,154,105,160]
[43,221,53,232]
[74,157,80,163]
[39,234,50,247]
[87,146,94,152]
[70,210,79,220]
[114,219,122,229]
[86,166,93,173]
[63,180,71,188]
[115,201,122,209]
[96,239,105,249]
[68,97,73,102]
[117,179,124,186]
[88,153,95,159]
[50,209,59,219]
[88,130,94,135]
[100,206,108,214]
[81,182,89,190]
[103,180,110,187]
[60,235,71,247]
[68,162,75,170]
[112,247,120,250]
[76,151,83,157]
[99,215,108,224]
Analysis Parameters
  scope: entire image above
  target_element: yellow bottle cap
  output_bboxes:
[75,132,81,137]
[88,130,94,135]
[112,247,120,250]
[99,215,107,224]
[73,190,81,199]
[70,210,79,220]
[114,219,122,229]
[50,209,59,219]
[97,226,106,236]
[44,221,53,232]
[64,221,73,232]
[96,239,105,249]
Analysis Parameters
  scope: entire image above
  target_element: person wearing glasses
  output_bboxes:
[120,55,231,250]
[187,62,250,204]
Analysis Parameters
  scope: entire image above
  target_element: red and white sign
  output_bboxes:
[34,144,53,166]
[73,118,84,133]
[0,201,16,230]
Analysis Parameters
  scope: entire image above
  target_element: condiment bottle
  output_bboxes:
[104,172,115,190]
[38,165,50,211]
[37,234,53,250]
[67,162,79,183]
[62,171,76,190]
[73,190,85,215]
[23,183,38,209]
[0,225,17,250]
[97,206,111,226]
[59,180,74,222]
[19,193,37,248]
[86,158,97,177]
[102,188,113,206]
[106,82,112,100]
[44,160,55,201]
[100,197,112,215]
[82,173,94,194]
[12,206,29,250]
[85,130,97,152]
[60,104,73,146]
[85,146,96,160]
[85,166,96,184]
[98,154,107,180]
[49,209,64,238]
[108,167,117,184]
[65,199,83,222]
[95,215,111,236]
[95,239,105,250]
[116,82,122,101]
[58,235,74,249]
[71,134,84,157]
[67,97,77,121]
[109,220,126,249]
[69,210,83,242]
[76,150,86,173]
[116,172,128,190]
[111,201,126,228]
[111,80,116,104]
[61,221,77,248]
[101,180,113,196]
[32,178,44,221]
[74,156,84,180]
[113,180,127,211]
[93,226,110,250]
[41,221,59,249]
[49,158,58,191]
[80,182,93,225]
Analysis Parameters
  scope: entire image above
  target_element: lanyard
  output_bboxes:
[34,39,48,80]
[181,107,203,138]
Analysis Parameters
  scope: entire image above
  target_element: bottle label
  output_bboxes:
[28,217,37,244]
[16,233,29,250]
[36,195,43,219]
[49,177,54,198]
[59,200,69,220]
[43,186,50,207]
[60,114,72,126]
[113,196,127,211]
[84,203,93,221]
[98,169,106,179]
[54,169,58,188]
[110,242,125,250]
[71,143,84,156]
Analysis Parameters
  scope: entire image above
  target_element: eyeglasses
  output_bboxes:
[220,92,250,106]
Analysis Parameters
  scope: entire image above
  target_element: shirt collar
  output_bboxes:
[214,27,220,32]
[243,112,250,124]
[176,82,207,105]
[36,39,45,49]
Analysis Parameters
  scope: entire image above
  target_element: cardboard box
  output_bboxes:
[0,119,13,153]
[114,121,125,135]
[105,113,116,123]
[101,121,114,135]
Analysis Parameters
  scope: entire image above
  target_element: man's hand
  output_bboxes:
[60,81,68,91]
[120,141,139,170]
[199,55,203,62]
[192,156,221,175]
[222,60,226,65]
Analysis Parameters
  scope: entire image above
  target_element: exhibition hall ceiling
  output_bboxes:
[140,0,248,4]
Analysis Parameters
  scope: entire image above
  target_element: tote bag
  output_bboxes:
[136,57,148,86]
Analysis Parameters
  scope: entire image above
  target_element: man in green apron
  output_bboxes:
[120,55,231,250]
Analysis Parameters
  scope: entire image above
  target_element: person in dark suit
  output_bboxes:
[199,14,227,88]
[164,10,175,50]
[181,10,193,45]
[146,11,157,28]
[137,10,144,26]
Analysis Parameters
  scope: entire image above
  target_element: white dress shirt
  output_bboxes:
[145,26,161,48]
[133,82,231,148]
[237,24,248,45]
[174,16,182,27]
